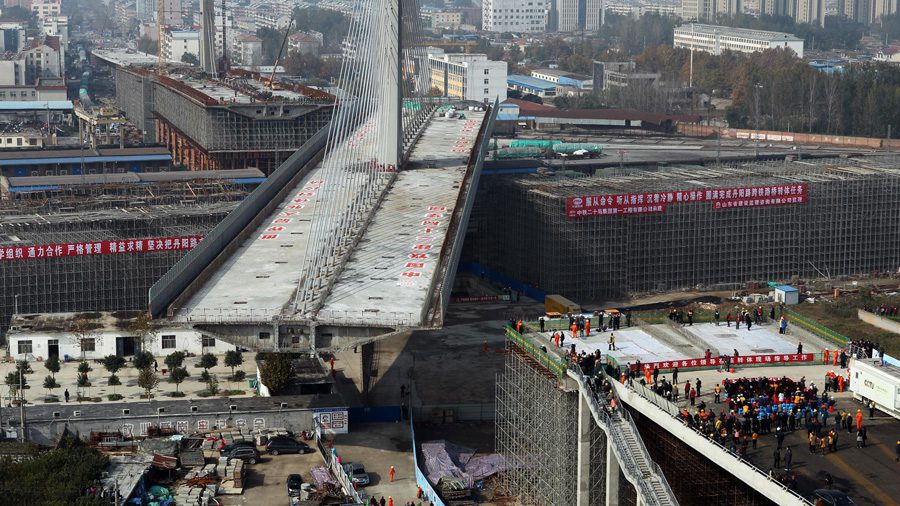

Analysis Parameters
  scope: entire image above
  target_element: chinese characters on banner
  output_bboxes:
[566,184,808,218]
[628,353,814,371]
[0,236,204,262]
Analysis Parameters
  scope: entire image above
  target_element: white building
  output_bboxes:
[7,313,237,362]
[681,0,717,21]
[673,23,804,58]
[288,31,323,56]
[555,0,604,32]
[0,21,27,53]
[482,0,547,33]
[163,29,201,64]
[40,16,68,51]
[30,0,61,21]
[794,0,824,26]
[0,59,27,86]
[20,35,64,82]
[231,33,262,66]
[531,68,593,93]
[427,51,508,103]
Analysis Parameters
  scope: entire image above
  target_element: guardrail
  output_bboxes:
[568,367,678,506]
[505,327,567,378]
[611,373,812,505]
[783,309,849,347]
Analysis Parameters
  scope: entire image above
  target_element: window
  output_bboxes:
[484,68,490,75]
[484,78,489,84]
[484,88,490,94]
[259,332,271,339]
[202,335,216,347]
[161,334,176,349]
[17,340,32,354]
[82,338,96,352]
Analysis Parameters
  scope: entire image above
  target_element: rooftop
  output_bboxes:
[675,23,803,43]
[91,48,166,67]
[0,100,73,111]
[532,68,591,81]
[506,74,557,91]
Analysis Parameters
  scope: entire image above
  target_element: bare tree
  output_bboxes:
[823,75,840,134]
[69,318,101,362]
[807,71,818,133]
[128,312,158,353]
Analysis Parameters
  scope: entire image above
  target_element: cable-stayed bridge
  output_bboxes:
[148,0,497,351]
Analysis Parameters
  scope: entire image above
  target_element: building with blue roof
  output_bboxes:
[507,75,557,99]
[775,285,799,305]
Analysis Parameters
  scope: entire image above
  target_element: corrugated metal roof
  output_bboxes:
[137,168,264,182]
[0,100,74,111]
[0,154,172,167]
[7,173,140,186]
[506,75,557,91]
[5,169,266,187]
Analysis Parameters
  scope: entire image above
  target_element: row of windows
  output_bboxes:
[0,137,37,146]
[16,335,217,354]
[161,334,216,348]
[0,91,37,98]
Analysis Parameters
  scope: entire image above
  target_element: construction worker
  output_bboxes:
[585,318,591,337]
[837,374,844,392]
[516,320,523,334]
[570,322,578,340]
[856,409,863,430]
[389,465,396,482]
[833,349,838,366]
[823,348,830,365]
[608,333,616,350]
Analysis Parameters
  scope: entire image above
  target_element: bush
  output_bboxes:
[198,353,218,371]
[107,394,124,401]
[200,370,211,382]
[44,357,60,378]
[77,361,91,374]
[107,374,121,386]
[165,351,186,371]
[232,370,247,382]
[43,396,59,403]
[76,374,90,388]
[103,355,126,375]
[206,374,219,396]
[169,391,186,397]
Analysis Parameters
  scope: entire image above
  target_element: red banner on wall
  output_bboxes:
[629,353,814,371]
[0,235,204,261]
[566,184,807,218]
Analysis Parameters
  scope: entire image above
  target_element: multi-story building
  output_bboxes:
[673,23,804,58]
[554,0,605,32]
[759,0,793,16]
[681,0,717,21]
[231,33,262,66]
[482,0,547,32]
[136,0,157,21]
[162,29,200,63]
[427,51,508,103]
[0,77,67,101]
[717,0,744,16]
[0,22,27,53]
[605,3,678,16]
[794,0,824,26]
[0,59,27,86]
[431,11,463,28]
[870,0,899,22]
[288,32,324,56]
[592,61,660,91]
[838,0,871,22]
[30,0,60,21]
[40,16,67,53]
[137,0,184,25]
[20,35,63,82]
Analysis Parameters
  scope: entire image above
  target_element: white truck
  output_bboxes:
[848,357,900,420]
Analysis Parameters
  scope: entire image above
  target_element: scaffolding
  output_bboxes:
[470,155,900,302]
[0,201,237,340]
[495,346,579,505]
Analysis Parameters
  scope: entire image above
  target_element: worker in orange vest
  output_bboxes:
[644,367,652,384]
[832,349,838,366]
[571,322,578,340]
[823,348,830,364]
[856,409,863,430]
[837,374,844,392]
[553,332,560,348]
[516,320,523,334]
[585,318,591,337]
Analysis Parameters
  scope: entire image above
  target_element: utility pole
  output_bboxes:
[18,367,26,442]
[754,83,763,159]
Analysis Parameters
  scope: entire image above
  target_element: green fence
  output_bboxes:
[783,309,850,347]
[505,327,567,378]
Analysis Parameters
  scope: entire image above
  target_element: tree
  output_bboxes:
[133,350,154,371]
[103,355,125,392]
[69,318,101,361]
[165,351,186,371]
[0,439,109,504]
[43,375,59,398]
[127,312,158,353]
[198,353,218,372]
[169,367,189,395]
[427,86,444,97]
[259,353,292,395]
[181,52,199,65]
[137,368,159,399]
[5,371,25,401]
[224,350,244,380]
[44,357,60,379]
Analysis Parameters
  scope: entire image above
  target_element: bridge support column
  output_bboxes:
[606,438,620,506]
[576,393,591,506]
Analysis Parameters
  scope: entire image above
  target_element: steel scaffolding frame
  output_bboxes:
[495,348,579,506]
[470,156,900,302]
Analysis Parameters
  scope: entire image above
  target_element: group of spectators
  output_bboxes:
[864,304,899,317]
[847,338,884,360]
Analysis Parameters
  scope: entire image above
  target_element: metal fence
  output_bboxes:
[783,309,850,347]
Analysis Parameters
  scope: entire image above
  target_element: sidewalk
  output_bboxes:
[0,351,260,405]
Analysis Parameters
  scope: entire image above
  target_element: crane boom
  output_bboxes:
[269,15,295,90]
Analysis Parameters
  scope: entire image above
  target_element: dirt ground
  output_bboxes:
[789,295,900,357]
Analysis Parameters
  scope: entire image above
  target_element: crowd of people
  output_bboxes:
[847,338,885,361]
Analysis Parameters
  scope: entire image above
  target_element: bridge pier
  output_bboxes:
[576,393,591,506]
[606,438,621,506]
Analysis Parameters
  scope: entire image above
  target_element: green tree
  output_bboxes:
[198,353,218,372]
[0,439,109,504]
[181,52,199,65]
[127,312,158,352]
[103,355,125,392]
[5,371,25,401]
[224,350,243,379]
[137,368,159,399]
[169,367,189,395]
[165,351,186,371]
[44,356,60,379]
[43,375,59,398]
[259,353,292,395]
[133,350,154,370]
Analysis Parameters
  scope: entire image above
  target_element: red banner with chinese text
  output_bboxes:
[628,353,814,371]
[566,184,808,218]
[0,236,205,261]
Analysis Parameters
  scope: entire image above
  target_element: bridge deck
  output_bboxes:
[174,110,486,326]
[317,111,486,327]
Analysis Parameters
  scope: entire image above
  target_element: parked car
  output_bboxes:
[220,440,256,454]
[813,490,855,506]
[266,436,313,455]
[342,462,370,486]
[287,473,303,497]
[223,445,261,464]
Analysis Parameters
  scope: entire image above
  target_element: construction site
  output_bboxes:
[0,169,264,339]
[468,154,900,302]
[113,65,334,174]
